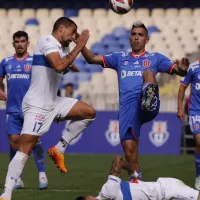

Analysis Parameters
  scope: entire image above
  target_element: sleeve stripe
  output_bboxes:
[169,63,176,74]
[180,82,188,87]
[101,56,107,68]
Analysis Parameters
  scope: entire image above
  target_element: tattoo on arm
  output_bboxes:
[109,157,122,177]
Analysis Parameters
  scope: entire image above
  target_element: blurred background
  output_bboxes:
[0,1,199,198]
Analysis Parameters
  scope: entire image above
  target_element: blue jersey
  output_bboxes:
[0,54,32,113]
[102,51,175,139]
[180,60,200,115]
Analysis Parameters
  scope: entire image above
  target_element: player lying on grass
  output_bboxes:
[76,156,200,200]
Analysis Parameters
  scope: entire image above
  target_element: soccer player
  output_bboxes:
[177,60,200,190]
[76,156,200,200]
[0,17,95,200]
[79,22,189,181]
[0,31,48,190]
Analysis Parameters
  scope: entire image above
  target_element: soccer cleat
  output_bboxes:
[13,178,24,190]
[48,146,67,173]
[141,84,156,112]
[39,177,48,190]
[195,176,200,190]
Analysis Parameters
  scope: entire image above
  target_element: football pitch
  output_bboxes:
[0,154,196,200]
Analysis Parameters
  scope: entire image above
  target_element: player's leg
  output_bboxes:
[0,134,39,200]
[32,139,48,189]
[188,116,200,190]
[141,69,157,111]
[48,99,95,173]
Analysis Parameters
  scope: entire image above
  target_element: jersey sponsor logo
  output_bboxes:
[35,114,45,121]
[121,70,143,79]
[62,122,82,145]
[149,121,169,147]
[105,120,120,146]
[195,83,200,90]
[24,64,31,72]
[142,59,151,68]
[7,73,30,80]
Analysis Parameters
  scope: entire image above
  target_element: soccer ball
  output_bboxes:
[110,0,133,14]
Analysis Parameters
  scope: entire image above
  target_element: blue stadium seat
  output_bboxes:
[61,73,78,87]
[102,34,117,43]
[86,64,103,73]
[107,46,122,54]
[73,58,85,66]
[113,27,128,38]
[77,72,91,82]
[65,9,78,17]
[148,26,160,37]
[91,46,107,55]
[91,42,105,49]
[118,38,130,49]
[25,18,39,25]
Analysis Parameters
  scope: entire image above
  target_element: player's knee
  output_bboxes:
[85,106,96,119]
[10,141,19,149]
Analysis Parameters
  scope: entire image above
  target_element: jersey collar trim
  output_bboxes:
[14,52,29,61]
[130,51,146,58]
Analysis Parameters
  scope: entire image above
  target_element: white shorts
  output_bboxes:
[21,97,78,136]
[157,178,199,200]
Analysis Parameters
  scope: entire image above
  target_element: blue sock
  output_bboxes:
[10,147,18,161]
[33,141,46,172]
[137,171,143,180]
[194,152,200,177]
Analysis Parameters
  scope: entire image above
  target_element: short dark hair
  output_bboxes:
[53,17,77,32]
[131,22,148,36]
[13,31,29,41]
[66,83,74,88]
[75,196,85,200]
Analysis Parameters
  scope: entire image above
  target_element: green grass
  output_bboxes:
[0,154,196,199]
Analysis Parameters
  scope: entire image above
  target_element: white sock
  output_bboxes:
[3,151,28,198]
[39,172,47,180]
[55,119,94,153]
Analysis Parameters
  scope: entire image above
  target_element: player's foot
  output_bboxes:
[39,176,48,190]
[142,83,156,112]
[0,193,10,200]
[195,176,200,190]
[0,198,9,200]
[13,178,24,190]
[48,146,67,173]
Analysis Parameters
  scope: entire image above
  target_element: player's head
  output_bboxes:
[65,83,74,97]
[52,17,77,47]
[13,31,30,56]
[75,196,97,200]
[129,22,149,53]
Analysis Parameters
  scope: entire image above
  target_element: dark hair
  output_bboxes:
[13,31,29,41]
[75,196,85,200]
[66,83,74,88]
[131,22,148,36]
[53,17,77,32]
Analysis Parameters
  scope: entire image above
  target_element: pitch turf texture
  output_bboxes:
[0,154,195,199]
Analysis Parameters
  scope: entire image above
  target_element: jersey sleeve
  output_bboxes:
[39,37,59,56]
[96,175,121,200]
[156,53,175,74]
[0,59,6,79]
[102,52,122,71]
[180,64,193,87]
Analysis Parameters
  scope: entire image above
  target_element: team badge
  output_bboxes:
[142,59,151,68]
[149,121,169,147]
[194,124,199,130]
[105,120,120,146]
[24,64,31,72]
[123,60,129,65]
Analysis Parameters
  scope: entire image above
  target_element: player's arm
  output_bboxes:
[177,84,187,120]
[172,58,190,77]
[0,61,7,101]
[46,30,89,73]
[81,46,104,65]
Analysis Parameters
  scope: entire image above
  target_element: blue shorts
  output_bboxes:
[6,113,24,135]
[120,88,160,144]
[189,115,200,135]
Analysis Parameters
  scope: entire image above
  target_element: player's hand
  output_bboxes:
[76,30,90,49]
[175,57,190,75]
[0,90,7,101]
[177,108,185,121]
[73,32,80,44]
[70,64,80,72]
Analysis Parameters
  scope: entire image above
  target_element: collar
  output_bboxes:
[50,34,62,48]
[130,50,146,58]
[14,52,29,61]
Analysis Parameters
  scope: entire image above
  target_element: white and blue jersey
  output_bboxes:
[180,60,200,134]
[102,51,175,142]
[0,53,32,134]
